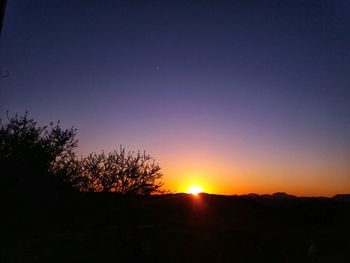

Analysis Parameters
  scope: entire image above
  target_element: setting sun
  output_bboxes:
[188,185,203,195]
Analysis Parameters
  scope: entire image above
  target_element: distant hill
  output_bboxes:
[242,192,297,200]
[266,192,297,199]
[333,194,350,202]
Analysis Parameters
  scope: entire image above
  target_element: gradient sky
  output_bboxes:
[1,1,349,196]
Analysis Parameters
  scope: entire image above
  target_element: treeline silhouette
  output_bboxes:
[1,112,163,196]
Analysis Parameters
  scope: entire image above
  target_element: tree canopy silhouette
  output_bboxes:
[0,112,77,194]
[59,148,163,195]
[1,112,163,196]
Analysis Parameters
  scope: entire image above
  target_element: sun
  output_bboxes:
[188,185,203,195]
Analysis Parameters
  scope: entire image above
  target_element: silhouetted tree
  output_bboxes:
[1,112,163,196]
[0,112,77,194]
[63,147,164,195]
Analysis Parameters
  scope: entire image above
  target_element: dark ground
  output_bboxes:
[2,193,350,262]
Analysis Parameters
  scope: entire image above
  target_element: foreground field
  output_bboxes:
[2,193,350,262]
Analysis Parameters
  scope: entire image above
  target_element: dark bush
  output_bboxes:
[0,112,77,195]
[60,147,163,195]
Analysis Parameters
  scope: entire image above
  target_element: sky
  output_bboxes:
[1,0,349,196]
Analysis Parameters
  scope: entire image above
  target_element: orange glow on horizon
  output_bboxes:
[154,142,350,197]
[91,136,350,197]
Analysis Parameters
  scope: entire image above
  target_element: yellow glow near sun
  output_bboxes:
[188,185,203,195]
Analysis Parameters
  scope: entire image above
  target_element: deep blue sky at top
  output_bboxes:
[0,1,349,193]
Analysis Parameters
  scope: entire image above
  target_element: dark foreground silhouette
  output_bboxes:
[2,193,350,263]
[2,113,348,262]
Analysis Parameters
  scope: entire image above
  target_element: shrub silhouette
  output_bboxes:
[0,112,77,195]
[60,148,163,195]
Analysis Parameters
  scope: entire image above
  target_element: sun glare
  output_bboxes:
[188,185,203,195]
